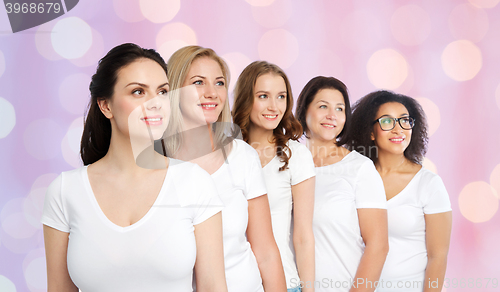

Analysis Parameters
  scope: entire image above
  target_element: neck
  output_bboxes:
[306,136,343,159]
[176,124,214,160]
[376,151,409,174]
[247,124,275,150]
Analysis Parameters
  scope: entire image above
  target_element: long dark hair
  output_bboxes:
[295,76,351,146]
[348,90,428,164]
[80,43,168,165]
[232,61,302,171]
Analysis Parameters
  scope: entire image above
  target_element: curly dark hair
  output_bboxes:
[295,76,351,146]
[232,61,302,171]
[348,90,428,165]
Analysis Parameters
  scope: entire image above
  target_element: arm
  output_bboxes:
[351,209,389,292]
[247,194,287,292]
[291,177,315,292]
[43,225,79,292]
[423,211,452,292]
[194,212,228,292]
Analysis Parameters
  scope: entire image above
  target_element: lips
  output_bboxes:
[199,103,218,110]
[389,136,405,143]
[141,116,163,126]
[263,114,278,121]
[321,123,336,129]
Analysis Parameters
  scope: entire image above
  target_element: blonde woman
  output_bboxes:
[165,46,286,292]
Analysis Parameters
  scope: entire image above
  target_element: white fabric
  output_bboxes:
[211,139,267,292]
[378,168,452,292]
[313,150,387,292]
[41,160,223,292]
[262,139,316,289]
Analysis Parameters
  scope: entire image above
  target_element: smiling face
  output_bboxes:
[249,73,287,131]
[180,57,227,127]
[305,88,346,143]
[372,102,412,156]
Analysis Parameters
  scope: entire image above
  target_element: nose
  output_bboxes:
[145,95,163,110]
[203,83,218,99]
[391,119,404,133]
[326,108,336,120]
[267,97,278,111]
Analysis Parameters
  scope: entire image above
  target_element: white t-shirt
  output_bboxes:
[378,168,452,292]
[261,139,316,289]
[211,139,267,292]
[313,150,387,292]
[41,160,223,292]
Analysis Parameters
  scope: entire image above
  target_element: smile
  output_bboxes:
[321,123,335,128]
[263,114,278,120]
[141,116,163,126]
[199,103,218,110]
[389,137,405,143]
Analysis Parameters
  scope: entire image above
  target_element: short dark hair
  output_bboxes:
[348,90,428,164]
[295,76,351,146]
[80,43,168,165]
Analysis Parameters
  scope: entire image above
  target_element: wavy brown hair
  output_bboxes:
[232,61,302,171]
[348,90,428,165]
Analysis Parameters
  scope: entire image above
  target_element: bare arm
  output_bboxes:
[43,225,79,292]
[423,211,452,292]
[247,194,287,292]
[351,209,389,292]
[194,212,228,292]
[291,177,315,292]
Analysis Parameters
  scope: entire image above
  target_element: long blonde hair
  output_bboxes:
[164,46,232,156]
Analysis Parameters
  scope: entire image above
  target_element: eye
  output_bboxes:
[400,118,410,124]
[336,107,344,111]
[380,118,393,124]
[132,88,144,96]
[193,80,203,85]
[319,105,327,109]
[278,94,286,99]
[216,80,225,86]
[158,88,168,95]
[258,94,267,99]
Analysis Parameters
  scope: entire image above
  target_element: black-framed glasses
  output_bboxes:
[373,116,415,131]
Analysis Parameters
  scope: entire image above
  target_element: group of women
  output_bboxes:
[42,43,452,292]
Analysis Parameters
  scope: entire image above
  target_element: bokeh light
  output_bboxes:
[222,52,252,96]
[391,4,432,46]
[490,164,500,199]
[468,0,500,8]
[156,22,197,60]
[423,157,438,174]
[140,0,180,23]
[69,28,105,67]
[341,11,383,51]
[251,0,293,28]
[0,97,16,139]
[1,212,38,239]
[246,0,275,6]
[0,275,16,292]
[23,188,46,230]
[0,198,41,254]
[459,181,499,223]
[113,0,145,22]
[258,29,299,69]
[59,73,91,115]
[24,257,47,291]
[61,118,84,168]
[367,49,408,90]
[441,40,482,81]
[24,119,64,160]
[0,50,5,78]
[416,97,441,136]
[35,21,63,61]
[448,3,489,43]
[51,17,93,59]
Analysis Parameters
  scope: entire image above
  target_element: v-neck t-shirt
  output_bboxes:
[378,168,451,292]
[41,160,223,292]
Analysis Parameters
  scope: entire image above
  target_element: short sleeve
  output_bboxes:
[289,142,316,186]
[41,174,70,233]
[244,146,267,200]
[354,160,387,209]
[190,166,225,225]
[423,174,452,214]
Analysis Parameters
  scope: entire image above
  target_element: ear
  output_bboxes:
[370,131,375,141]
[97,98,113,119]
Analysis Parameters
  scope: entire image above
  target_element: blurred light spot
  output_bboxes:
[0,275,16,292]
[25,257,47,291]
[468,0,500,8]
[113,0,145,22]
[391,4,431,46]
[69,28,105,67]
[31,173,59,191]
[490,164,500,199]
[415,97,441,136]
[441,40,482,81]
[156,22,197,60]
[159,40,190,64]
[246,0,275,6]
[24,188,47,229]
[258,29,299,69]
[140,0,180,23]
[423,157,437,174]
[251,0,293,28]
[367,49,408,90]
[61,117,84,168]
[35,22,63,61]
[51,17,92,59]
[0,50,5,78]
[0,97,16,139]
[2,213,37,239]
[222,52,252,96]
[24,119,63,160]
[449,4,489,43]
[459,181,499,223]
[59,73,91,114]
[341,11,383,51]
[495,84,500,110]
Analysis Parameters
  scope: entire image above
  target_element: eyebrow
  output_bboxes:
[316,100,344,106]
[125,82,169,89]
[189,75,225,80]
[255,90,287,95]
[379,113,409,118]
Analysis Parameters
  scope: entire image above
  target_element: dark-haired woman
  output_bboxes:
[233,61,315,292]
[295,77,388,292]
[41,43,227,292]
[349,90,452,292]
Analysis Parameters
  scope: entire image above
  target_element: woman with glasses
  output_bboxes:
[295,76,388,292]
[349,90,452,292]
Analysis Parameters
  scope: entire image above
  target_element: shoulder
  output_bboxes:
[287,140,312,158]
[52,166,87,188]
[343,150,376,171]
[417,168,447,190]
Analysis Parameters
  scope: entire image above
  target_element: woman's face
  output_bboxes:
[372,102,412,155]
[180,57,227,127]
[250,73,287,131]
[105,58,170,141]
[305,88,346,142]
